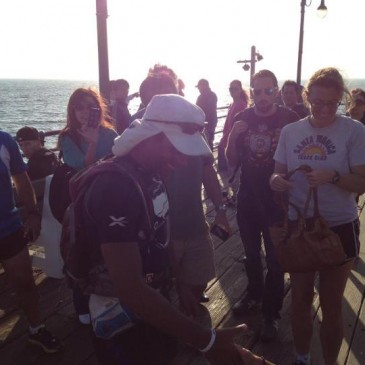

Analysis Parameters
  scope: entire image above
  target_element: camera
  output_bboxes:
[210,224,229,241]
[88,107,101,128]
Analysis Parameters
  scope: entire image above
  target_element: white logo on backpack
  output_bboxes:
[109,216,128,227]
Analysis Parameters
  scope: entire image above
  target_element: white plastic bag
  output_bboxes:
[89,294,137,339]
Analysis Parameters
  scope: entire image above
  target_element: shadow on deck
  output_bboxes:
[0,168,364,365]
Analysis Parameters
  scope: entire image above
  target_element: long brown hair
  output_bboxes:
[58,87,112,147]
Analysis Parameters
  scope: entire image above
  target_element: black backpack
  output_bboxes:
[49,159,77,223]
[60,156,170,296]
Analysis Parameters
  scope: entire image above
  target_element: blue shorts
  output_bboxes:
[0,228,28,261]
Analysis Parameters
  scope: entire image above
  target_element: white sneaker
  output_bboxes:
[78,313,91,325]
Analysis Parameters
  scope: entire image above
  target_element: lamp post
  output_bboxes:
[237,45,263,86]
[296,0,327,85]
[96,0,110,101]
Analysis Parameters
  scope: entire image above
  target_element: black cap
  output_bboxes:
[16,127,40,142]
[195,79,209,88]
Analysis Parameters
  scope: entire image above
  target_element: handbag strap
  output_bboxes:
[279,165,320,220]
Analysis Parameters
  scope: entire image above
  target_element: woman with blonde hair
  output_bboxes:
[270,67,365,365]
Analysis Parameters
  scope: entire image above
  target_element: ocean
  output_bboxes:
[1,78,365,149]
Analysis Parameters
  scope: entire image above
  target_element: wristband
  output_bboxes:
[199,328,216,353]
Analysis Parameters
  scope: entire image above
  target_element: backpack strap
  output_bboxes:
[70,156,155,238]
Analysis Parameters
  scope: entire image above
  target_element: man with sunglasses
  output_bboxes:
[226,70,300,342]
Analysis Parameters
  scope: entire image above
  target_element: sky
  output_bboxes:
[1,0,364,97]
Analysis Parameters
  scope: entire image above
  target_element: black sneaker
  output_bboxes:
[28,327,61,353]
[232,295,261,315]
[261,319,279,342]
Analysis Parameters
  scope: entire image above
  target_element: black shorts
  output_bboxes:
[331,219,360,259]
[0,228,28,261]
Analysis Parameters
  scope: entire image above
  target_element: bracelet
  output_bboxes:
[199,329,216,353]
[261,356,266,364]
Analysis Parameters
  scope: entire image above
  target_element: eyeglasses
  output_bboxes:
[229,87,239,92]
[146,119,205,135]
[309,100,341,108]
[251,87,277,97]
[74,103,98,112]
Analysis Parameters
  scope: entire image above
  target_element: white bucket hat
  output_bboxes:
[112,94,212,157]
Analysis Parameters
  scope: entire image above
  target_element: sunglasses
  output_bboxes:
[251,87,277,97]
[146,119,205,135]
[229,87,239,92]
[309,100,341,108]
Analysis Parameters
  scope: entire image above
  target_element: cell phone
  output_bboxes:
[88,107,101,128]
[210,224,229,241]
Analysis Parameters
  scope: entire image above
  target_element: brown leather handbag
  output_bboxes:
[269,166,347,273]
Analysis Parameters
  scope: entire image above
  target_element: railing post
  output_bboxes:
[250,45,256,86]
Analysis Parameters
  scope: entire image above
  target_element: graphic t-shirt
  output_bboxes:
[274,115,365,226]
[233,105,299,203]
[0,131,27,239]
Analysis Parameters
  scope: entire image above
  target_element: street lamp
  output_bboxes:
[237,45,263,86]
[96,0,110,101]
[296,0,327,85]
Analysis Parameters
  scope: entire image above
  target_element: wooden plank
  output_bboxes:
[343,214,365,365]
[0,277,72,344]
[345,283,365,365]
[0,311,93,365]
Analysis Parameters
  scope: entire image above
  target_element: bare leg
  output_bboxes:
[318,260,354,365]
[2,246,41,327]
[290,271,316,355]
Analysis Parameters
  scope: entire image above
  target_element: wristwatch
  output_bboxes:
[215,204,227,212]
[331,170,340,184]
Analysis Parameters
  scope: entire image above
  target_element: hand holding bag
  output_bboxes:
[269,165,347,273]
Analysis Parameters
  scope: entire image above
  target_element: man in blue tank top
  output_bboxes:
[0,130,60,353]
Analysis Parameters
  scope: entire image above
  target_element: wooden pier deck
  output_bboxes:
[0,171,364,365]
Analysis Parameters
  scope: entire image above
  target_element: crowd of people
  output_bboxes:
[1,64,365,365]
